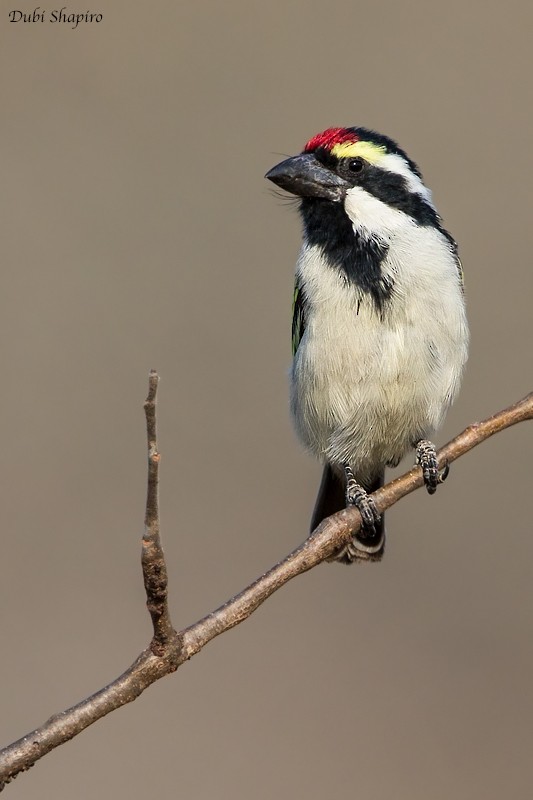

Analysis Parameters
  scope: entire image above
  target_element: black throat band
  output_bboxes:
[300,198,393,312]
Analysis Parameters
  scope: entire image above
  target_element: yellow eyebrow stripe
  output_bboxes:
[330,141,387,163]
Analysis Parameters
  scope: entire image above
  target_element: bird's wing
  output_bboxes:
[292,278,307,357]
[440,225,465,291]
[456,255,465,291]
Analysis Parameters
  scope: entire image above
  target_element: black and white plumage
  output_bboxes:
[266,127,469,564]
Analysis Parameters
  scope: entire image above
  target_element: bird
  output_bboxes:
[265,127,469,564]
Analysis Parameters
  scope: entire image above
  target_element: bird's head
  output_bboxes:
[265,126,438,233]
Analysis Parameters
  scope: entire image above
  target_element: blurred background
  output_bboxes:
[2,0,533,797]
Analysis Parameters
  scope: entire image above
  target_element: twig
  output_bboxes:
[0,371,181,790]
[141,370,179,655]
[0,382,532,790]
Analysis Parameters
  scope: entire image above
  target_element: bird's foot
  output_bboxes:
[345,471,380,536]
[415,439,449,495]
[336,464,384,563]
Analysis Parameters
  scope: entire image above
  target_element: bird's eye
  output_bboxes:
[348,158,365,173]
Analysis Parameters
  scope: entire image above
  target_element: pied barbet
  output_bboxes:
[266,127,469,564]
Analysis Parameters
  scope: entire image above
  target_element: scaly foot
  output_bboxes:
[343,464,381,538]
[415,439,449,495]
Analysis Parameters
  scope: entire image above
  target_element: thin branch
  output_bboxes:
[141,370,179,655]
[1,384,532,790]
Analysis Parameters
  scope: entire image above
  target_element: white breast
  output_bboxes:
[291,209,469,481]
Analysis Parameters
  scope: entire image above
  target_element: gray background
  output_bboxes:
[2,1,533,797]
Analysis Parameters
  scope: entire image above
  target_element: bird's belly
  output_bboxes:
[291,304,465,476]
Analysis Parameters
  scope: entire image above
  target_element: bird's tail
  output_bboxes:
[310,465,385,565]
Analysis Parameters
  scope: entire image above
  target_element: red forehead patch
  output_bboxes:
[304,127,358,153]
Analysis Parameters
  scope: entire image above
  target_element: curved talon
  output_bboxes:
[439,462,450,483]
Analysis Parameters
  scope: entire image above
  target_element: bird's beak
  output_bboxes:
[265,153,348,201]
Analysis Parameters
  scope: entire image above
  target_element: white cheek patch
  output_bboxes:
[378,153,434,205]
[344,186,410,237]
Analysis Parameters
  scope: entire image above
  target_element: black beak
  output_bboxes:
[265,153,348,201]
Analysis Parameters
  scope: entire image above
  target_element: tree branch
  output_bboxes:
[1,380,532,790]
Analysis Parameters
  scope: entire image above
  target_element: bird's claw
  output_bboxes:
[416,439,449,494]
[344,465,381,539]
[331,464,385,564]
